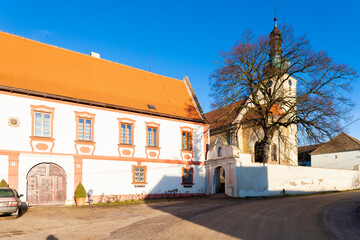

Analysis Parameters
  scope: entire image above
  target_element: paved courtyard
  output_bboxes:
[1,191,360,240]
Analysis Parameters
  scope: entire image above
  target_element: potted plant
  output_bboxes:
[74,182,86,206]
[0,179,8,187]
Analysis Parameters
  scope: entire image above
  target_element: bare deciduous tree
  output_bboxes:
[210,19,357,163]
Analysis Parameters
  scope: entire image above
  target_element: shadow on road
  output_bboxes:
[107,174,360,240]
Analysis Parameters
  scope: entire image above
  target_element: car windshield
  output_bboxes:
[0,189,14,197]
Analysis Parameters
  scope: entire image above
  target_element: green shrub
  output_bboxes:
[75,182,86,198]
[0,179,8,187]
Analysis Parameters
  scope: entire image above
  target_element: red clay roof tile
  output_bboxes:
[0,31,202,121]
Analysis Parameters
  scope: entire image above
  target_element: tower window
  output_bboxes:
[218,147,222,157]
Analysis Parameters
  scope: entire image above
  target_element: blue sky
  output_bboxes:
[0,0,359,140]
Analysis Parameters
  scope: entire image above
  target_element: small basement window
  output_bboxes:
[147,104,156,110]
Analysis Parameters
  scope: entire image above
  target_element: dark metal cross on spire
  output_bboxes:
[274,6,277,27]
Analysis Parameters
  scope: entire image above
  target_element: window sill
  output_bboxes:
[118,144,135,147]
[30,136,55,141]
[182,184,194,188]
[132,182,148,187]
[145,146,161,150]
[181,149,193,153]
[74,140,96,145]
[181,183,194,186]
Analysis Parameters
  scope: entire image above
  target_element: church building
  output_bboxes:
[204,18,359,198]
[0,31,208,205]
[206,17,297,166]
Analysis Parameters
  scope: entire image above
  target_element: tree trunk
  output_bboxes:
[260,131,272,163]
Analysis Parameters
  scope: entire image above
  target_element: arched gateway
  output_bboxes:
[213,166,225,193]
[27,163,67,205]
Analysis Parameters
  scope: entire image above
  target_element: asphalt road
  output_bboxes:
[107,191,360,240]
[1,191,360,240]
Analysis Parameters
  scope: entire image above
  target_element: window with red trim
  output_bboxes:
[182,131,192,150]
[34,112,51,137]
[120,123,133,144]
[78,118,92,141]
[182,168,193,185]
[147,127,158,147]
[132,165,147,185]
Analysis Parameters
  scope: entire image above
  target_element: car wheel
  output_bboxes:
[11,207,20,217]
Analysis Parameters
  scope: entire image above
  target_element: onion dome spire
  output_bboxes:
[264,12,290,74]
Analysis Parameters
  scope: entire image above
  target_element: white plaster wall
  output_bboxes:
[82,159,206,196]
[236,160,360,197]
[18,154,75,201]
[311,151,360,170]
[0,94,32,151]
[0,93,205,161]
[0,155,8,182]
[0,92,207,204]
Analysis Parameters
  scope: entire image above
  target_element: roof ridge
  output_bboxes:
[341,132,360,146]
[205,99,246,115]
[0,30,183,83]
[311,132,360,155]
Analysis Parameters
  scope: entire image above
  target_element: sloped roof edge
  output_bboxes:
[311,132,360,155]
[0,85,205,123]
[0,30,203,120]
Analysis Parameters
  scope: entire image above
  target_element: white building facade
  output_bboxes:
[0,31,208,205]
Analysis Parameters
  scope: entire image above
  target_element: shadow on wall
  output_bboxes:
[148,175,205,198]
[92,174,205,203]
[236,165,269,197]
[235,164,360,197]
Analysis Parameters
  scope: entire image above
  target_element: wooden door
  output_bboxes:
[27,163,67,205]
[39,176,56,204]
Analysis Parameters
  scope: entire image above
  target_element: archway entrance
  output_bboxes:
[213,166,225,193]
[27,163,67,205]
[255,141,262,162]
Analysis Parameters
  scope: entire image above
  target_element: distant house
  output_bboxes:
[297,144,322,166]
[311,132,360,170]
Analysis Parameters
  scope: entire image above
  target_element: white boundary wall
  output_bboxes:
[236,158,360,197]
[206,137,360,197]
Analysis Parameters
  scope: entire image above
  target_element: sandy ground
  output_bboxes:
[0,191,359,240]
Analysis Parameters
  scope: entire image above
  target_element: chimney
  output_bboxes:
[90,52,100,58]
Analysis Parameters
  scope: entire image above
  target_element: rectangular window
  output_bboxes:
[120,123,132,144]
[78,118,92,141]
[182,131,192,150]
[34,112,51,137]
[182,168,193,185]
[133,166,146,184]
[147,127,158,147]
[271,144,277,162]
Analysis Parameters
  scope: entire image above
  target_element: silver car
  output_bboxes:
[0,187,23,216]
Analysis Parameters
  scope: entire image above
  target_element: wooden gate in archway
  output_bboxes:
[27,163,67,205]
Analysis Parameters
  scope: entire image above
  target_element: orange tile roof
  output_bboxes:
[0,31,203,121]
[205,100,284,130]
[205,100,246,129]
[240,103,284,123]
